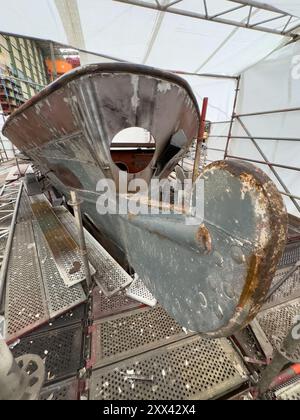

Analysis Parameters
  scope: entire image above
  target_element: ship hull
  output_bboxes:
[3,64,288,337]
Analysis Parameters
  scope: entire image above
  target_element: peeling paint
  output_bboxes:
[157,81,172,93]
[131,75,140,112]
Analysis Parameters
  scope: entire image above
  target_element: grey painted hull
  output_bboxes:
[3,64,288,337]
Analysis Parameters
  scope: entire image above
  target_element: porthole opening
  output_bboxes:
[110,127,156,174]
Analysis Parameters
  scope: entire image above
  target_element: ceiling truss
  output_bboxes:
[114,0,300,37]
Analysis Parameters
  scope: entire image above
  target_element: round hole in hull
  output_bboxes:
[110,127,156,174]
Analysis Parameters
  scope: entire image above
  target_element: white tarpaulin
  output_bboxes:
[217,41,300,216]
[0,0,290,74]
[253,1,300,17]
[1,1,300,213]
[1,0,297,121]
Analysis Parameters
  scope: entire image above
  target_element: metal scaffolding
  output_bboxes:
[114,0,300,37]
[207,76,300,215]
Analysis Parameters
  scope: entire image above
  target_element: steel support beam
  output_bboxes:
[213,135,300,142]
[0,183,23,313]
[236,117,300,214]
[236,106,300,117]
[166,70,237,80]
[225,77,240,158]
[229,0,289,15]
[50,42,58,81]
[114,0,296,36]
[226,154,300,173]
[279,191,300,201]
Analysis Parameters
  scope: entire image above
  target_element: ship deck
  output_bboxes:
[0,163,300,400]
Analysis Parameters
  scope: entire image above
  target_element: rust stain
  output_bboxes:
[239,172,262,189]
[69,261,82,275]
[48,163,83,189]
[238,254,261,309]
[31,201,78,251]
[196,224,212,253]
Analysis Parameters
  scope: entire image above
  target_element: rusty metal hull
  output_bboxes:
[3,64,288,337]
[3,63,200,188]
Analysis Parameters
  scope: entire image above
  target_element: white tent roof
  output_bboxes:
[0,0,300,121]
[1,1,300,214]
[245,1,300,17]
[1,0,299,75]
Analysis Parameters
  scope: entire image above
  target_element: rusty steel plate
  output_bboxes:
[30,195,95,288]
[120,160,287,338]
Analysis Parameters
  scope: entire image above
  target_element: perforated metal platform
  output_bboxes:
[90,336,248,400]
[17,189,34,223]
[39,378,79,400]
[126,277,157,307]
[36,304,86,334]
[32,221,86,319]
[92,306,191,368]
[4,221,49,343]
[274,378,300,400]
[55,208,133,296]
[278,243,300,268]
[263,267,300,310]
[30,197,94,288]
[257,298,300,354]
[92,287,143,320]
[12,325,84,385]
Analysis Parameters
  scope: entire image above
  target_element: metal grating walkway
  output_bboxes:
[12,324,84,385]
[90,336,248,400]
[30,196,94,288]
[17,189,34,223]
[3,189,87,342]
[126,277,157,307]
[263,267,300,311]
[92,306,192,368]
[36,303,86,334]
[275,379,300,400]
[39,378,79,401]
[3,182,300,399]
[257,299,300,354]
[55,207,133,296]
[278,243,300,268]
[92,287,143,320]
[33,221,86,319]
[4,221,49,343]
